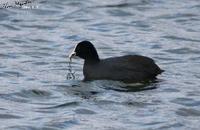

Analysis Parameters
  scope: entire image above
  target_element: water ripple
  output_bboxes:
[171,97,200,107]
[41,101,79,109]
[163,35,200,43]
[0,114,22,119]
[176,108,200,117]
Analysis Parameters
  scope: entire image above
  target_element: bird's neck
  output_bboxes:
[84,58,100,65]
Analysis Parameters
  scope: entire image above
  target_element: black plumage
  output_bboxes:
[69,41,163,83]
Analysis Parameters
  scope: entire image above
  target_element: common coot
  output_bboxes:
[69,41,163,83]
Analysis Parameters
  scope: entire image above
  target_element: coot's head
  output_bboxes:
[69,41,100,62]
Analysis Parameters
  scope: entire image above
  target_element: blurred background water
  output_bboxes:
[0,0,200,130]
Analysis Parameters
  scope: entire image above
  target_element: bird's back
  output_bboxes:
[83,55,163,83]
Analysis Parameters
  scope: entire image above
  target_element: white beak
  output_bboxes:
[69,51,76,61]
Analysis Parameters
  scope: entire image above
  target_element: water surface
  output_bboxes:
[0,0,200,130]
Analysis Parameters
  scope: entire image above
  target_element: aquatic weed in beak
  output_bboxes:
[66,56,76,80]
